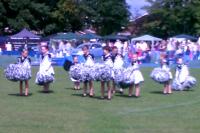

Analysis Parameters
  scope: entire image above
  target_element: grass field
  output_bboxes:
[0,66,200,133]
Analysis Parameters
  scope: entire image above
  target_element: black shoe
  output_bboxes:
[100,96,105,100]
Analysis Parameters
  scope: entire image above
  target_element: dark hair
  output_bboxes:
[73,55,78,59]
[82,45,89,50]
[19,46,28,53]
[103,46,111,52]
[112,46,118,50]
[21,48,28,53]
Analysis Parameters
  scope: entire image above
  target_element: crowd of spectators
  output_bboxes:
[130,38,200,64]
[2,37,200,64]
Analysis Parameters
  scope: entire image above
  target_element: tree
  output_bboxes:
[0,0,52,35]
[0,0,130,35]
[52,0,83,32]
[143,0,200,38]
[80,0,130,35]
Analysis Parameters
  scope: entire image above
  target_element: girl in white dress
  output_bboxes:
[18,49,31,96]
[160,57,172,94]
[128,54,144,97]
[172,58,196,90]
[111,46,124,94]
[36,45,54,92]
[150,55,173,94]
[175,58,189,84]
[71,56,80,90]
[82,45,94,97]
[101,46,113,100]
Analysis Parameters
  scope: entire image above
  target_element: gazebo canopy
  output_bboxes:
[103,35,128,41]
[10,28,41,39]
[172,34,197,41]
[42,34,57,42]
[131,35,162,42]
[80,33,101,40]
[52,32,80,40]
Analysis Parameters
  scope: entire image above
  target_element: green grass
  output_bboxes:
[0,67,199,133]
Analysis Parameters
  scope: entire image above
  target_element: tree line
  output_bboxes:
[141,0,200,38]
[1,0,199,38]
[0,0,130,36]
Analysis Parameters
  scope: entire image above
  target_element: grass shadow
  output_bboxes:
[38,90,54,94]
[71,93,83,97]
[115,94,139,98]
[89,95,106,100]
[65,87,82,90]
[115,94,131,98]
[8,93,33,97]
[183,89,195,92]
[65,87,74,90]
[172,89,195,92]
[150,91,164,95]
[72,93,108,100]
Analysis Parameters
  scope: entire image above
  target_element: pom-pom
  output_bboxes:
[35,71,54,86]
[69,64,84,81]
[113,68,124,84]
[4,64,18,82]
[172,79,183,91]
[69,64,95,82]
[113,66,143,88]
[4,64,31,82]
[93,63,114,82]
[183,76,197,89]
[150,68,170,84]
[172,76,197,90]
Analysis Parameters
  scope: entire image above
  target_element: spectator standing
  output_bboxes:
[5,42,12,51]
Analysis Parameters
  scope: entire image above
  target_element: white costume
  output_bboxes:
[113,54,124,69]
[85,56,94,66]
[39,54,54,75]
[131,61,144,84]
[16,57,32,81]
[35,53,55,85]
[84,54,95,66]
[150,64,172,84]
[172,64,196,90]
[114,61,144,88]
[175,64,189,83]
[103,54,113,68]
[161,64,173,80]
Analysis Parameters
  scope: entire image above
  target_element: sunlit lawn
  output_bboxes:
[0,65,199,133]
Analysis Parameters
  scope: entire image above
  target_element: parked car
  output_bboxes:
[71,43,103,57]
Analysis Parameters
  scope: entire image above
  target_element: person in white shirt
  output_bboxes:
[5,42,12,51]
[140,41,148,51]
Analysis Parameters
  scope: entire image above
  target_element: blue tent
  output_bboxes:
[173,34,197,41]
[42,34,57,42]
[10,28,41,39]
[131,35,162,42]
[9,28,41,51]
[103,35,128,41]
[52,32,80,40]
[80,33,101,40]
